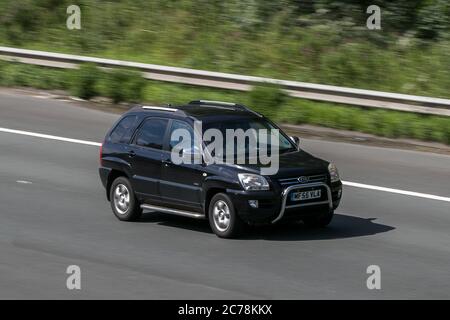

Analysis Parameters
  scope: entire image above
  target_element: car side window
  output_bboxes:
[134,118,169,150]
[109,115,138,144]
[169,120,194,150]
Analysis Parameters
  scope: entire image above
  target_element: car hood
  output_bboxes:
[219,149,330,179]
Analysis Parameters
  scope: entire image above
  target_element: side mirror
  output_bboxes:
[290,136,300,149]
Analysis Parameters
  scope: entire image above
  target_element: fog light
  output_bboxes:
[248,200,259,208]
[337,189,342,198]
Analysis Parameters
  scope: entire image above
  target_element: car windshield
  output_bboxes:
[202,118,296,159]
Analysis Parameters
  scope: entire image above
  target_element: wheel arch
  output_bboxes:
[204,187,227,218]
[106,169,130,201]
[202,176,240,217]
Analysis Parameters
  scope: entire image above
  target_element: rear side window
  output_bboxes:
[134,118,169,150]
[109,115,138,144]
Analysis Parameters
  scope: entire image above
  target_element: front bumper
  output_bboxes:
[227,181,342,224]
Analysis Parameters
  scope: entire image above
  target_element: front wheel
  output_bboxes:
[110,176,142,221]
[208,193,244,238]
[302,209,334,228]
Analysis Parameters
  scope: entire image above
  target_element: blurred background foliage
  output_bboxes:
[0,1,449,144]
[0,0,449,98]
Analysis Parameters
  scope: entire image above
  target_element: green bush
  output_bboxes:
[122,70,146,103]
[0,62,30,86]
[102,69,146,103]
[69,64,103,100]
[247,85,287,119]
[0,62,67,89]
[427,117,450,144]
[0,60,6,83]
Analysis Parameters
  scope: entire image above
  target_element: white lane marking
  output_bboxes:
[70,97,86,102]
[16,180,33,184]
[0,127,449,203]
[342,181,450,202]
[0,127,101,147]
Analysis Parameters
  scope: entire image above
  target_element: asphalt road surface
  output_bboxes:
[0,89,449,299]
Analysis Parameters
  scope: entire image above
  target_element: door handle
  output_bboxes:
[128,150,136,158]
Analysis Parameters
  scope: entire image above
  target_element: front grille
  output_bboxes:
[277,174,327,186]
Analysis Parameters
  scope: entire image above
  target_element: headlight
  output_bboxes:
[328,163,340,183]
[238,173,270,191]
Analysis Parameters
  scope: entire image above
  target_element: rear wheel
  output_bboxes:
[208,193,244,238]
[110,177,142,221]
[302,209,334,228]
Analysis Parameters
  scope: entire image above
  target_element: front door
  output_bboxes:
[159,119,204,212]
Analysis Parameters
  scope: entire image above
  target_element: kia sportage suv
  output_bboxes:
[99,100,342,238]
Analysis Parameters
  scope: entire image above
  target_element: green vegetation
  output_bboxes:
[68,64,146,102]
[0,60,448,145]
[0,1,448,144]
[70,64,101,99]
[0,60,146,103]
[102,68,146,103]
[0,59,68,89]
[0,0,449,98]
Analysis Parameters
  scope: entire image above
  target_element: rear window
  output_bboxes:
[134,118,169,150]
[108,115,138,144]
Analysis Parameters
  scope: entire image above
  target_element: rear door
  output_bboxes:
[128,117,169,203]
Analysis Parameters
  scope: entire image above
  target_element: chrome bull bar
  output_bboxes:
[272,182,332,224]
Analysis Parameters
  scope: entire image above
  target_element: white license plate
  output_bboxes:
[291,190,321,201]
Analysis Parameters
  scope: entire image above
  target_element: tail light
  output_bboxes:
[99,143,103,166]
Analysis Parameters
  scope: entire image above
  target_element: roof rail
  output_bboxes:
[142,105,179,112]
[188,100,262,117]
[189,100,236,106]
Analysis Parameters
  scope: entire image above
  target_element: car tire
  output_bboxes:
[208,193,244,238]
[303,209,334,228]
[110,176,142,221]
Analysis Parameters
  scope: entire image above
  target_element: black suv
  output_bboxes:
[99,100,342,238]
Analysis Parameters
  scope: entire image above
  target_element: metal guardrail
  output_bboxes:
[1,46,449,116]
